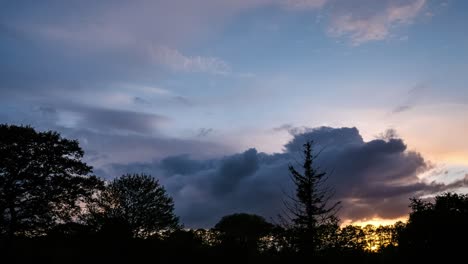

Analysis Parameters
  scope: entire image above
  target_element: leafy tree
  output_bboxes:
[399,192,468,259]
[282,141,340,253]
[0,124,103,238]
[375,225,399,251]
[89,173,179,238]
[336,225,366,252]
[214,213,273,252]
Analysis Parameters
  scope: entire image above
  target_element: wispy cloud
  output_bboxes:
[281,0,328,10]
[150,46,231,75]
[3,0,430,60]
[327,0,426,45]
[393,105,412,113]
[197,128,214,137]
[58,104,170,135]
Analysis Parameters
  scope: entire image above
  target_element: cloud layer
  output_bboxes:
[105,126,466,227]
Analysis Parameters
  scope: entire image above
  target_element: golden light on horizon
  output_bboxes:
[341,217,407,228]
[340,217,405,252]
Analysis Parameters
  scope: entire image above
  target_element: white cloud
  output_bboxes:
[150,46,231,75]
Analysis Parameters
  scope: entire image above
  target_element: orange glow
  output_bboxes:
[341,218,405,252]
[439,153,468,165]
[341,217,407,227]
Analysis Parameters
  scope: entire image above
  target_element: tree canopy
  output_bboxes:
[215,213,273,249]
[0,124,103,238]
[399,192,468,259]
[89,173,179,238]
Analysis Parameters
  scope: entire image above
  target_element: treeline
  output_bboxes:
[1,124,467,263]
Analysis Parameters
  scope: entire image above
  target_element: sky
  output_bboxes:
[1,0,468,227]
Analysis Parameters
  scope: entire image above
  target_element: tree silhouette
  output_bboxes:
[282,141,340,254]
[214,213,273,252]
[0,124,103,238]
[399,192,468,259]
[89,173,179,238]
[336,225,366,252]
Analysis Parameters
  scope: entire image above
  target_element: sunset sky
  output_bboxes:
[1,0,467,227]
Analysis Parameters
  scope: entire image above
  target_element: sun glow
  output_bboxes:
[341,217,407,227]
[340,217,406,252]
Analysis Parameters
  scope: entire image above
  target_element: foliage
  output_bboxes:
[88,173,179,238]
[335,225,366,251]
[0,124,103,237]
[399,192,468,259]
[214,213,274,252]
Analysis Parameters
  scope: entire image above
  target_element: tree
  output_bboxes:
[0,124,103,238]
[89,173,179,238]
[399,192,468,259]
[335,225,366,252]
[214,213,273,252]
[282,141,340,253]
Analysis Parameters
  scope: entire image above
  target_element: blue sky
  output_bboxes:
[1,0,467,226]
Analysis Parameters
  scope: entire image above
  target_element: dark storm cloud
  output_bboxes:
[284,127,364,152]
[213,149,259,196]
[160,155,215,176]
[106,126,466,227]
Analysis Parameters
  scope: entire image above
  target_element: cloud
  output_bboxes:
[74,130,232,171]
[150,46,231,75]
[36,104,169,135]
[0,0,431,103]
[75,107,169,135]
[197,128,214,137]
[0,1,240,103]
[2,1,265,49]
[213,149,260,196]
[273,123,294,132]
[284,126,364,152]
[390,83,458,114]
[160,155,215,176]
[105,126,466,227]
[281,0,328,10]
[1,0,429,60]
[327,0,426,45]
[172,96,194,107]
[133,97,151,106]
[393,105,412,113]
[0,102,233,170]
